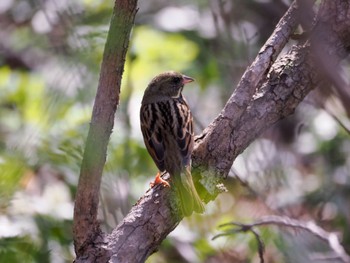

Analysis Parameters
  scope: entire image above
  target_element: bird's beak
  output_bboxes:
[182,75,194,84]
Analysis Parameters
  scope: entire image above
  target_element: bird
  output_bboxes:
[140,71,205,216]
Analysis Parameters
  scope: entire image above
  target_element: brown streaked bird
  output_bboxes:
[140,71,205,216]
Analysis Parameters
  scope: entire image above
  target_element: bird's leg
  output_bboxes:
[150,171,170,188]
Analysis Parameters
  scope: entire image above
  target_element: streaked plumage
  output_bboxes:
[140,71,205,216]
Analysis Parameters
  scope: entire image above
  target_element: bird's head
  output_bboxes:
[142,71,194,104]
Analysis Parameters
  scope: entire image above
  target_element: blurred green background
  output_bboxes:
[1,0,349,262]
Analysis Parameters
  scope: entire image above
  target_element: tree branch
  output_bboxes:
[192,0,301,181]
[73,0,138,261]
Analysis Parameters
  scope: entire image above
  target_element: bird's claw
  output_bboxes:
[150,172,170,188]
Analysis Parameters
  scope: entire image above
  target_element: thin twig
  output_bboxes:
[213,221,265,263]
[213,215,350,263]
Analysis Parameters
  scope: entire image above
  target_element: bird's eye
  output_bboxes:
[172,77,181,84]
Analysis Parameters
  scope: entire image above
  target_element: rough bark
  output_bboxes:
[192,0,302,182]
[73,0,350,262]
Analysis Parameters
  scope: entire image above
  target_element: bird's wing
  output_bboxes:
[140,104,166,172]
[174,99,194,167]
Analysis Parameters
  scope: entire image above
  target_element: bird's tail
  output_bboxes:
[172,166,205,217]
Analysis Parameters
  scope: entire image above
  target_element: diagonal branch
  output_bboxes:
[192,0,301,180]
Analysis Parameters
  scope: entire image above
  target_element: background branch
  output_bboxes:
[214,215,350,263]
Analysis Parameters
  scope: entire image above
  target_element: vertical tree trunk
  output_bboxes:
[73,1,138,261]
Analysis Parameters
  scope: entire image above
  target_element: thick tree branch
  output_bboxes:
[73,0,138,261]
[192,0,300,180]
[107,186,179,262]
[193,0,350,196]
